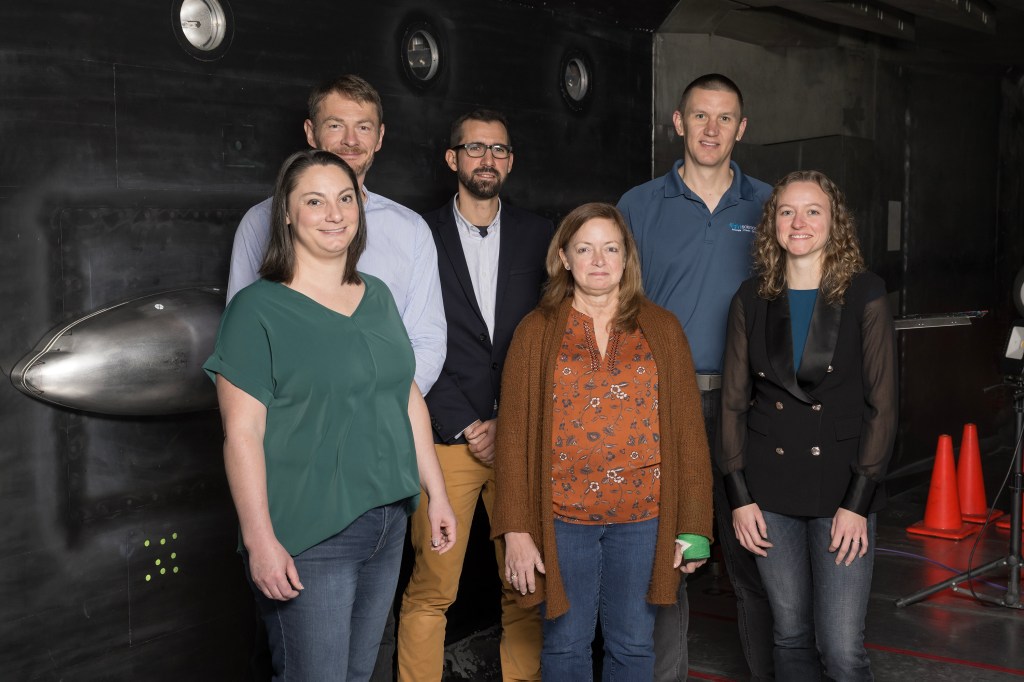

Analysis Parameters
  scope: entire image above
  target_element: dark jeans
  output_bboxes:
[757,512,875,682]
[370,605,396,681]
[652,388,775,681]
[247,502,407,682]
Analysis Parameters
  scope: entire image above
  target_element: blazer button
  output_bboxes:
[775,447,784,455]
[492,362,499,371]
[826,365,834,373]
[812,403,822,412]
[479,333,488,342]
[810,446,821,456]
[775,401,784,410]
[757,371,766,378]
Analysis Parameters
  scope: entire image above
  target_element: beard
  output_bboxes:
[325,144,374,179]
[458,165,504,199]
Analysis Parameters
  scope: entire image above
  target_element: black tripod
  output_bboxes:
[895,378,1023,609]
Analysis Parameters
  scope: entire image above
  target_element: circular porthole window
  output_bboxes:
[559,51,593,112]
[405,30,439,81]
[173,0,233,60]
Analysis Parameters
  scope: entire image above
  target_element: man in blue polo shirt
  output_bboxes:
[618,73,774,682]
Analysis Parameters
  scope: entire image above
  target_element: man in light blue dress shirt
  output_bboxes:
[225,74,446,396]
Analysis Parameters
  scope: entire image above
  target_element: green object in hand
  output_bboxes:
[677,533,710,561]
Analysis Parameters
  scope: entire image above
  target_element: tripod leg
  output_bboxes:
[894,556,1008,608]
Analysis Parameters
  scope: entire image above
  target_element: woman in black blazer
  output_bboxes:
[719,170,897,681]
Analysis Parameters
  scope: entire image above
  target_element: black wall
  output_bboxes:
[652,29,1024,484]
[0,1,653,677]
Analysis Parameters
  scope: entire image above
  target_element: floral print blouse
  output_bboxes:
[551,307,661,524]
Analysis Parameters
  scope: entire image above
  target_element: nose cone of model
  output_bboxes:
[11,287,225,415]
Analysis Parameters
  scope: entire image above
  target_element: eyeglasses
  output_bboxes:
[451,142,513,159]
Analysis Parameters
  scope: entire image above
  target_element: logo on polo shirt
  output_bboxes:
[729,223,757,233]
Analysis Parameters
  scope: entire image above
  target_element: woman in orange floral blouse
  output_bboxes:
[491,202,713,680]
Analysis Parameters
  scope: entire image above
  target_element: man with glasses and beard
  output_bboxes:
[397,109,552,682]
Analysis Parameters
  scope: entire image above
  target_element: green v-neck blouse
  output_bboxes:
[204,276,420,555]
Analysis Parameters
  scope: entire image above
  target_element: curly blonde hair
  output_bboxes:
[753,170,864,305]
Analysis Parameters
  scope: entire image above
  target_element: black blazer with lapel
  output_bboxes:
[720,271,898,518]
[423,198,554,444]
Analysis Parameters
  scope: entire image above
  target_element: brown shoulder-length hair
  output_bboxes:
[753,170,864,305]
[260,149,367,286]
[538,202,645,332]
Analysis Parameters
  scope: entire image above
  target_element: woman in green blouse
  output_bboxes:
[205,149,456,681]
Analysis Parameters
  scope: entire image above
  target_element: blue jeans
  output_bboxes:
[755,511,875,682]
[245,501,408,682]
[543,517,659,682]
[654,388,774,681]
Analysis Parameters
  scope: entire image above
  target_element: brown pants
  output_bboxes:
[397,444,541,681]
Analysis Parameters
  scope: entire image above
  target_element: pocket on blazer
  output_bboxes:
[834,416,862,441]
[748,410,771,437]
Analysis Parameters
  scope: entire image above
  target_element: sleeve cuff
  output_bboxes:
[839,473,877,517]
[723,470,754,510]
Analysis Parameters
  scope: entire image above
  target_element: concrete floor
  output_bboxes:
[687,496,1024,681]
[440,450,1024,681]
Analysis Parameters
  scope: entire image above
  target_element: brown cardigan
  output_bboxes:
[491,297,713,620]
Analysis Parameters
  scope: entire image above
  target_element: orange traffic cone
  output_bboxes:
[957,423,1003,524]
[907,435,979,540]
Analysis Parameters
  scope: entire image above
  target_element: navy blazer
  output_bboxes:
[423,199,553,444]
[719,271,898,518]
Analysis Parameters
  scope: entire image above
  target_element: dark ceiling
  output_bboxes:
[511,0,1024,68]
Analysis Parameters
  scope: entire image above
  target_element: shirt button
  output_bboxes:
[812,403,822,412]
[775,401,784,410]
[775,447,784,455]
[810,446,821,456]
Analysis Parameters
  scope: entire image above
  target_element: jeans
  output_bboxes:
[246,501,408,682]
[654,388,775,681]
[543,517,659,682]
[755,512,875,682]
[369,605,396,681]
